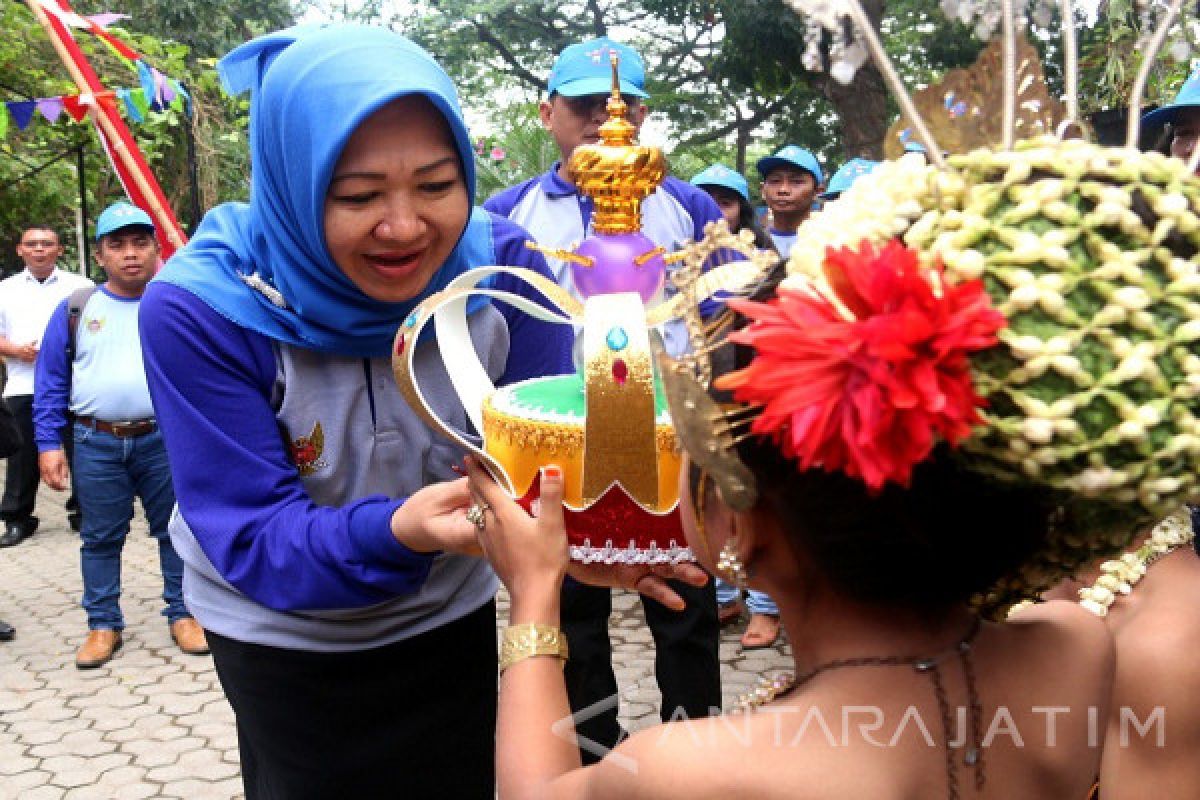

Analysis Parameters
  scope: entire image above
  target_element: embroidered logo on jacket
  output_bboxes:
[289,421,327,476]
[86,316,105,333]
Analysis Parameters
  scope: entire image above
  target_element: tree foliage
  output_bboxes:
[4,0,1194,275]
[100,0,296,65]
[0,1,295,274]
[386,0,984,196]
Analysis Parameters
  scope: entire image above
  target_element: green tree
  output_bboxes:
[91,0,297,63]
[394,0,806,175]
[1077,0,1194,145]
[386,0,983,187]
[1,1,296,272]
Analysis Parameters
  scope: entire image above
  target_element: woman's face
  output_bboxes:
[703,186,744,232]
[324,96,469,303]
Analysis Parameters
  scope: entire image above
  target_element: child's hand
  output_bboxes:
[465,457,568,605]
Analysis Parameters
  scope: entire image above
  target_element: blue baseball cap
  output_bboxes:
[690,163,750,204]
[547,37,649,99]
[95,202,155,241]
[756,145,823,185]
[1142,66,1200,128]
[819,158,879,199]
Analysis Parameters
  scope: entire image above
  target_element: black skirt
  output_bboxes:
[207,600,498,800]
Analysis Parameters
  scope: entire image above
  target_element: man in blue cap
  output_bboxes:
[486,35,722,764]
[818,157,879,202]
[34,201,207,668]
[756,144,824,257]
[486,36,722,312]
[1143,66,1200,174]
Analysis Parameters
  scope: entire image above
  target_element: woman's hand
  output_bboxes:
[390,477,483,556]
[465,457,569,612]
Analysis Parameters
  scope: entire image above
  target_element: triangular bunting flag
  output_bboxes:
[8,101,35,131]
[173,81,191,116]
[36,97,64,124]
[119,88,143,123]
[130,88,150,118]
[86,13,129,28]
[62,94,89,122]
[136,61,156,106]
[149,67,170,110]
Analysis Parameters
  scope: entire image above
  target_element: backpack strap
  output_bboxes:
[66,286,97,365]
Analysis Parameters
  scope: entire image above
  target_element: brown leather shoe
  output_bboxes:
[169,618,209,656]
[76,629,122,669]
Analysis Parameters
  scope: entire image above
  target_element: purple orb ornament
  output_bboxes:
[571,232,666,303]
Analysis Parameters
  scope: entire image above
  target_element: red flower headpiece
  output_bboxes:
[714,239,1005,490]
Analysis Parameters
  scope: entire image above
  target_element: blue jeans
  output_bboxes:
[72,423,185,630]
[715,579,779,616]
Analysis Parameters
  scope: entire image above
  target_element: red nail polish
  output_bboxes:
[543,465,562,480]
[451,464,467,477]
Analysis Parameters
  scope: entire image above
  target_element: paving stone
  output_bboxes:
[121,735,205,766]
[0,686,53,712]
[10,785,65,800]
[29,730,111,760]
[0,753,42,777]
[0,769,54,799]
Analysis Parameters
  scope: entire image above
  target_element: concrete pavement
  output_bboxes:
[1,490,792,798]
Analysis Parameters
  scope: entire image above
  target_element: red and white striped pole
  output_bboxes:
[24,0,187,259]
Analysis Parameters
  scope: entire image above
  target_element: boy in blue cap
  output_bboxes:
[1142,65,1200,174]
[756,144,823,258]
[34,201,206,668]
[486,35,722,765]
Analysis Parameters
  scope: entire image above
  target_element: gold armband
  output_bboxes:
[499,623,568,672]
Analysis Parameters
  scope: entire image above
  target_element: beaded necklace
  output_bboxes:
[1077,509,1195,617]
[736,616,984,800]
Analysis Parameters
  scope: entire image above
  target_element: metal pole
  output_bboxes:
[76,142,90,275]
[182,85,201,235]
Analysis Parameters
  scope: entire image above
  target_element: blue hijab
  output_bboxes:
[156,24,490,358]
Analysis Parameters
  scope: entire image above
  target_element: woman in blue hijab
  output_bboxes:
[141,24,571,798]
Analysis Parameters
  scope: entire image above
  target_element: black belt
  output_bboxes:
[75,415,157,438]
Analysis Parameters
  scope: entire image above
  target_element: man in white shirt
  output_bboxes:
[0,226,93,547]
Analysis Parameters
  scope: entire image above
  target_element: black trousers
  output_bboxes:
[561,578,720,764]
[0,395,77,523]
[207,601,498,800]
[1,395,39,521]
